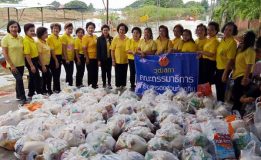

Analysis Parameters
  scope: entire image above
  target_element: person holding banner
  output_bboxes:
[215,22,238,102]
[83,22,98,88]
[23,23,42,97]
[47,23,63,93]
[172,24,184,52]
[111,23,129,90]
[74,28,86,88]
[224,31,256,116]
[1,20,27,104]
[126,27,141,91]
[181,29,197,52]
[61,23,75,86]
[155,25,173,55]
[137,27,157,57]
[197,21,220,85]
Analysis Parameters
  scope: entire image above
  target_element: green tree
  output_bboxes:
[88,3,95,12]
[160,0,183,8]
[201,0,208,12]
[0,0,21,3]
[185,1,201,8]
[64,0,88,11]
[50,1,61,8]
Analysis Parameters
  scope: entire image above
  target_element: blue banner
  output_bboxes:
[135,53,199,95]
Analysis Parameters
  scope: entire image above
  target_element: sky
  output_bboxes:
[21,0,202,9]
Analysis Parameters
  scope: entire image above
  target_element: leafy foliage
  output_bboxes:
[0,0,21,3]
[64,0,94,11]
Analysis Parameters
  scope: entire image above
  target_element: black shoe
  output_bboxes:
[107,84,112,89]
[53,90,60,94]
[20,99,29,106]
[103,84,106,88]
[48,91,53,95]
[92,85,98,89]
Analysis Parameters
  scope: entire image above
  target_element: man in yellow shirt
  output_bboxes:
[126,27,141,91]
[172,24,184,52]
[111,23,129,89]
[1,20,27,103]
[47,23,62,93]
[61,23,74,86]
[23,23,42,97]
[83,22,98,88]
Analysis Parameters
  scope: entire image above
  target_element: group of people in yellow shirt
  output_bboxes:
[1,20,261,113]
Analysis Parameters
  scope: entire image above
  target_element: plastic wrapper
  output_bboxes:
[233,128,251,157]
[117,149,145,160]
[126,126,154,141]
[147,137,172,152]
[155,123,183,141]
[119,90,140,102]
[183,130,210,149]
[170,134,185,150]
[155,89,174,103]
[0,109,30,126]
[116,99,136,115]
[202,96,215,109]
[254,102,261,139]
[154,102,181,122]
[181,146,212,160]
[90,152,121,160]
[0,126,23,150]
[43,138,69,160]
[100,93,119,106]
[240,140,261,160]
[133,102,155,122]
[132,113,155,131]
[86,131,116,153]
[145,150,178,160]
[196,108,216,122]
[214,102,232,118]
[115,132,147,154]
[141,89,157,106]
[77,143,97,158]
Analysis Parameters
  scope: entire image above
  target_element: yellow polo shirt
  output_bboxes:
[138,39,157,53]
[126,38,140,60]
[82,34,97,59]
[23,35,38,58]
[1,33,24,68]
[232,47,256,79]
[181,41,197,52]
[61,34,75,61]
[36,39,51,65]
[202,36,220,61]
[47,33,62,56]
[111,35,129,64]
[74,37,84,55]
[172,37,183,51]
[155,38,173,55]
[216,37,237,70]
[195,38,207,51]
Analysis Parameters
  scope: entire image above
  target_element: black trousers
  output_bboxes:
[232,76,250,116]
[215,69,226,102]
[50,55,62,92]
[199,58,216,84]
[40,65,52,93]
[63,60,74,86]
[86,59,98,88]
[100,58,112,86]
[115,63,128,87]
[10,66,26,100]
[25,57,42,97]
[75,54,86,87]
[128,59,136,88]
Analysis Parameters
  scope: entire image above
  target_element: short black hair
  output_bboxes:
[183,29,194,42]
[64,22,73,29]
[221,22,238,36]
[86,22,96,29]
[7,20,21,33]
[101,24,110,31]
[76,27,85,34]
[208,21,220,34]
[158,25,170,39]
[256,36,261,49]
[173,24,184,33]
[50,23,61,31]
[117,23,128,33]
[196,23,207,36]
[145,27,153,40]
[132,27,142,38]
[36,27,47,39]
[24,23,35,34]
[242,30,256,51]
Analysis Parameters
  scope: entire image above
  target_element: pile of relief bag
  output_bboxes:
[0,86,261,160]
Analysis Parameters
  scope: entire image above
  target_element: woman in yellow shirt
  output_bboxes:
[83,22,98,88]
[181,29,197,52]
[1,20,27,103]
[47,23,62,93]
[126,27,141,91]
[172,24,184,52]
[156,25,172,55]
[74,28,86,88]
[36,27,52,95]
[197,21,220,85]
[111,23,129,90]
[23,23,42,97]
[223,31,256,116]
[97,25,113,89]
[61,23,74,86]
[215,22,238,102]
[137,27,157,56]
